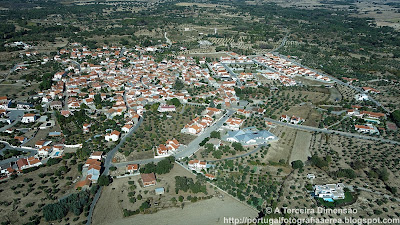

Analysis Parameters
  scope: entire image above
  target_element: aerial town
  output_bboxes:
[0,0,399,224]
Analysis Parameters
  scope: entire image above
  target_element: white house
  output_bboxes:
[105,130,120,142]
[166,138,180,152]
[38,146,53,157]
[188,160,207,171]
[307,174,316,179]
[21,114,37,123]
[0,96,11,109]
[158,104,176,112]
[126,164,139,174]
[237,109,251,117]
[83,123,91,133]
[354,124,379,135]
[121,124,133,133]
[89,151,103,161]
[290,116,304,124]
[223,118,244,130]
[187,124,203,135]
[314,183,345,200]
[354,93,369,101]
[280,114,290,123]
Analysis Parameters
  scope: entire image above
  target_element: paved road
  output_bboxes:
[273,53,390,114]
[86,116,143,225]
[272,30,289,52]
[0,109,25,132]
[347,185,400,202]
[179,104,186,114]
[0,141,37,166]
[264,118,400,145]
[164,32,172,46]
[112,109,235,168]
[174,109,234,159]
[221,63,243,87]
[112,157,164,168]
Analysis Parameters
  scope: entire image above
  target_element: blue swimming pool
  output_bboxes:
[323,198,334,202]
[54,152,60,156]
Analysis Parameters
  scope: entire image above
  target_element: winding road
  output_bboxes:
[264,118,400,145]
[86,116,143,225]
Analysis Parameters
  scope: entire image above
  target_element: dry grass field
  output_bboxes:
[93,163,219,225]
[103,194,257,225]
[288,131,312,163]
[264,126,296,164]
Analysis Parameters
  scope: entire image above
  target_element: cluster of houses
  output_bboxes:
[280,115,305,124]
[346,106,386,135]
[222,117,244,130]
[4,41,32,50]
[182,116,214,135]
[254,53,331,83]
[75,151,103,189]
[236,108,266,118]
[156,138,181,157]
[347,107,386,123]
[124,164,158,188]
[188,159,215,180]
[32,44,271,143]
[0,156,42,178]
[0,138,66,178]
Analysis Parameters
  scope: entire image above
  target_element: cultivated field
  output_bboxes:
[288,131,312,163]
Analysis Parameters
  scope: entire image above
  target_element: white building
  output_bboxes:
[105,130,120,142]
[314,183,345,200]
[21,114,37,123]
[223,118,244,130]
[158,104,176,112]
[354,94,369,101]
[354,124,379,135]
[121,124,133,133]
[188,160,207,172]
[38,146,52,157]
[89,151,103,161]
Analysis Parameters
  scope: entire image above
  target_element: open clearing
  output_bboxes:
[104,194,258,225]
[264,126,296,163]
[93,163,218,225]
[288,131,312,163]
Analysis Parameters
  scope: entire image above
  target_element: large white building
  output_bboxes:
[158,104,176,112]
[314,183,345,200]
[21,114,37,123]
[354,124,379,135]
